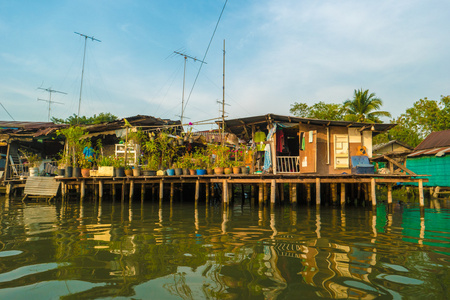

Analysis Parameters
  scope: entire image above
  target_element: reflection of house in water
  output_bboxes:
[22,205,58,238]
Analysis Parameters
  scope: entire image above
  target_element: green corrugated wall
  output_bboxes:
[406,155,450,187]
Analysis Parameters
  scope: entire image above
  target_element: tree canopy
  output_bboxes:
[51,113,118,125]
[290,101,345,121]
[343,89,391,123]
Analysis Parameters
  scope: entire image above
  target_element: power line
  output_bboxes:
[183,0,228,111]
[0,102,15,121]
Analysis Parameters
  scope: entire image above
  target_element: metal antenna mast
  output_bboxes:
[173,51,206,126]
[74,32,101,124]
[37,87,66,121]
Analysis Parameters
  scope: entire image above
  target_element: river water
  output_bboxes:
[0,194,448,299]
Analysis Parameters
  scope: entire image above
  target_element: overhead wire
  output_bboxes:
[183,0,228,111]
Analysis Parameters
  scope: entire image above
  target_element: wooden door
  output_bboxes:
[299,130,317,173]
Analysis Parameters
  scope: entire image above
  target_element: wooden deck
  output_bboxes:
[46,173,428,207]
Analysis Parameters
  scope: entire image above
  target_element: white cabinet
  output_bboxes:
[115,143,140,165]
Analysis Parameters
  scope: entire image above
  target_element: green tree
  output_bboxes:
[52,112,118,125]
[290,101,345,120]
[343,89,391,123]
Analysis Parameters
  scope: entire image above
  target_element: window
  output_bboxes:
[334,134,349,168]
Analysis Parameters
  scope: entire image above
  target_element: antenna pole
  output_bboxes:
[173,51,206,127]
[222,40,226,146]
[37,87,66,121]
[74,32,101,124]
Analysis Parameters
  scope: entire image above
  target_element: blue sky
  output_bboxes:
[1,0,449,130]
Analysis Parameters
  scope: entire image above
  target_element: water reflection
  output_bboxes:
[0,196,449,299]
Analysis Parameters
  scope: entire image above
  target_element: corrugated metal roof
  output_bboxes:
[408,146,450,157]
[219,114,396,139]
[0,121,56,130]
[414,129,450,151]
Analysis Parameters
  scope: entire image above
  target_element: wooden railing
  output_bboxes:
[7,163,29,179]
[276,156,300,173]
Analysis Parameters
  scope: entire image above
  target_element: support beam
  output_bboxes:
[291,183,297,204]
[340,183,346,206]
[387,183,392,204]
[223,180,229,204]
[130,180,134,202]
[81,180,86,199]
[270,179,276,204]
[159,180,164,201]
[316,178,321,206]
[306,184,311,204]
[419,179,424,207]
[99,180,103,199]
[371,178,376,206]
[195,180,200,203]
[141,183,145,202]
[205,182,210,203]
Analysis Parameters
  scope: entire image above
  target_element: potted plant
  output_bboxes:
[57,126,88,178]
[21,150,41,177]
[113,157,125,177]
[78,154,92,177]
[124,165,133,176]
[132,163,141,177]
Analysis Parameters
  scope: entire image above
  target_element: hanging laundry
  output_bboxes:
[276,129,285,152]
[263,143,272,171]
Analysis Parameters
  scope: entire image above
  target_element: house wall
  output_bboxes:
[406,156,450,187]
[298,124,369,175]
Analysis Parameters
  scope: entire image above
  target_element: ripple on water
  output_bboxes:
[376,274,424,285]
[0,250,23,258]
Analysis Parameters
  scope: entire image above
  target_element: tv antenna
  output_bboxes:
[173,51,206,127]
[37,87,67,121]
[74,32,101,124]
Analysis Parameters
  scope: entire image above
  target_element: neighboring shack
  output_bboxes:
[219,114,396,175]
[407,129,450,187]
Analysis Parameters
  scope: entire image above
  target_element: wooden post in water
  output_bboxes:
[340,183,346,206]
[280,183,285,202]
[264,183,268,203]
[195,180,200,203]
[331,183,337,205]
[258,183,263,205]
[170,182,174,201]
[205,182,210,204]
[292,183,297,204]
[130,180,134,202]
[159,180,164,201]
[306,184,311,204]
[223,180,229,204]
[316,178,321,206]
[371,178,377,206]
[419,179,424,207]
[141,183,145,203]
[387,183,393,204]
[61,182,66,198]
[99,180,103,199]
[80,180,86,199]
[270,179,276,204]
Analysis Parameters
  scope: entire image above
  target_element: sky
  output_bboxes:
[1,0,449,130]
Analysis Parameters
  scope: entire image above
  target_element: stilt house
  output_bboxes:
[219,114,396,175]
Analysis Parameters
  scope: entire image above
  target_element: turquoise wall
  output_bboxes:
[406,155,450,187]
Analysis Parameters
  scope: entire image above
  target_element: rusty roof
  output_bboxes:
[414,129,450,151]
[0,121,56,130]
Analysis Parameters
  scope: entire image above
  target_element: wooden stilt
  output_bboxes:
[99,180,103,199]
[306,184,311,204]
[130,180,134,202]
[61,182,66,198]
[81,180,86,199]
[387,183,392,204]
[258,183,263,204]
[292,183,297,204]
[159,180,164,201]
[170,182,174,201]
[251,185,255,206]
[205,182,210,203]
[121,181,126,202]
[112,183,116,198]
[141,183,145,202]
[419,179,424,207]
[316,178,321,206]
[195,180,200,203]
[270,179,276,204]
[280,183,285,202]
[223,180,229,204]
[371,178,376,206]
[340,183,346,206]
[331,183,337,204]
[264,183,268,203]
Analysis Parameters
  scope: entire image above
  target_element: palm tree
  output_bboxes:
[343,88,392,123]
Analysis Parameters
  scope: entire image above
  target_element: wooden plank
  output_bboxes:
[23,177,60,197]
[383,155,416,175]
